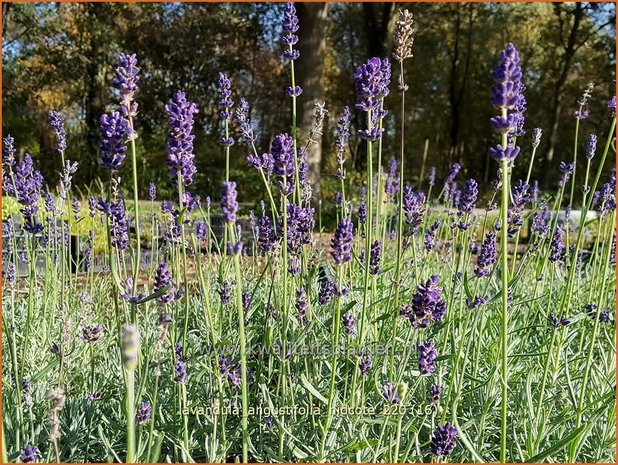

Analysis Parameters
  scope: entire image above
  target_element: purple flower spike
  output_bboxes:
[112,53,140,117]
[405,275,446,328]
[417,340,437,375]
[271,133,295,178]
[165,91,199,187]
[3,134,17,167]
[154,263,182,304]
[99,111,130,171]
[402,186,426,235]
[282,3,300,61]
[585,134,597,159]
[234,98,256,145]
[429,384,442,404]
[218,72,234,121]
[359,355,372,375]
[431,422,458,456]
[369,240,381,275]
[383,382,400,404]
[549,226,565,262]
[49,111,67,153]
[20,445,40,463]
[136,400,152,424]
[331,218,354,265]
[221,181,239,223]
[343,311,356,335]
[475,230,497,277]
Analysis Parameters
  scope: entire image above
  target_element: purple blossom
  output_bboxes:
[383,382,400,404]
[354,57,391,140]
[154,263,182,304]
[403,275,446,328]
[402,186,425,235]
[235,98,256,145]
[318,280,337,305]
[424,219,441,252]
[3,134,16,166]
[489,44,524,161]
[20,445,40,463]
[507,180,530,237]
[428,166,436,187]
[218,281,231,308]
[549,226,565,262]
[585,133,597,159]
[282,3,300,61]
[136,400,152,424]
[296,287,308,325]
[331,218,354,265]
[342,311,356,335]
[11,153,44,219]
[99,111,130,170]
[358,202,367,225]
[49,111,67,153]
[431,422,458,456]
[359,356,372,375]
[81,324,103,343]
[429,384,442,404]
[221,181,239,223]
[369,240,381,275]
[417,340,437,375]
[218,72,234,121]
[112,53,140,117]
[271,133,295,178]
[257,214,277,252]
[475,230,497,277]
[165,91,199,187]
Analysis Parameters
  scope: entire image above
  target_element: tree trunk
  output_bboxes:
[296,2,329,202]
[543,3,584,187]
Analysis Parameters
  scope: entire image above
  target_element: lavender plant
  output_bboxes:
[1,6,615,465]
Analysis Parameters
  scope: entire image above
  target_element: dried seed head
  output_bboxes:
[48,386,66,443]
[121,324,140,370]
[393,9,415,63]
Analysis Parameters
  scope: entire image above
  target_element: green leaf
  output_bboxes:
[300,373,328,405]
[524,424,587,462]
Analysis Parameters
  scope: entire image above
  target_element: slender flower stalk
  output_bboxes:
[113,53,142,303]
[489,43,524,462]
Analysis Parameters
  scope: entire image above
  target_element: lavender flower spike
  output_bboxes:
[99,111,130,171]
[282,3,300,61]
[112,52,140,117]
[221,181,239,223]
[165,91,199,187]
[49,111,68,153]
[431,422,458,456]
[331,218,354,265]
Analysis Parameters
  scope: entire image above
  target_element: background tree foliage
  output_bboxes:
[2,2,615,205]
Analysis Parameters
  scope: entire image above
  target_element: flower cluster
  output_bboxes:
[8,154,44,233]
[165,91,199,187]
[431,422,458,456]
[402,275,446,328]
[112,53,140,117]
[507,180,530,237]
[489,43,524,162]
[402,186,426,235]
[99,111,130,171]
[331,218,354,265]
[417,340,437,375]
[49,111,67,153]
[475,230,497,277]
[353,57,391,140]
